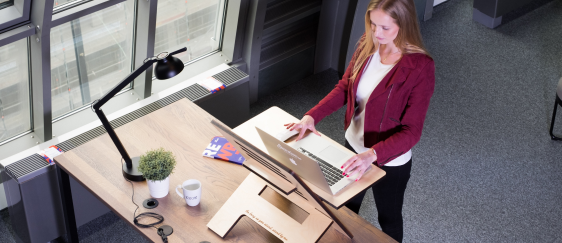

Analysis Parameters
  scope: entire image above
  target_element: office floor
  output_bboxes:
[2,0,562,242]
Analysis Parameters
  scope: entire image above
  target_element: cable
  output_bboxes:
[121,158,165,230]
[134,211,164,229]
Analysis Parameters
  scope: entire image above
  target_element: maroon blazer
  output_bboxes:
[305,48,435,166]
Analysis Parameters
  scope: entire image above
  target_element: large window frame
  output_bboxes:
[50,0,138,121]
[0,0,31,32]
[0,0,243,160]
[0,14,37,147]
[0,0,15,10]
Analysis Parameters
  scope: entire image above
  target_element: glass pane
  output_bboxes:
[50,1,135,119]
[154,0,224,68]
[0,38,31,142]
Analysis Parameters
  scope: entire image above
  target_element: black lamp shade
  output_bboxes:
[154,55,184,80]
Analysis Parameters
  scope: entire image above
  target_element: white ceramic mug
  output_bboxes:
[175,179,202,206]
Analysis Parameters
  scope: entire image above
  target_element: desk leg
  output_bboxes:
[56,165,79,242]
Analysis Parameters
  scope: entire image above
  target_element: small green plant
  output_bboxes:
[138,148,177,181]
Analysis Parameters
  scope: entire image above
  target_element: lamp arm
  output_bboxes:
[92,59,156,167]
[168,47,187,57]
[90,47,185,168]
[93,59,157,111]
[94,108,133,165]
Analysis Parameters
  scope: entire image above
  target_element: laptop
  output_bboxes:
[256,127,369,195]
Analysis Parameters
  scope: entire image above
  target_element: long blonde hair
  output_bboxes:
[350,0,430,83]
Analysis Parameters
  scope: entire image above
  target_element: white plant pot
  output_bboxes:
[147,177,170,198]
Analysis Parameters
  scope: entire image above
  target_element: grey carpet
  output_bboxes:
[71,211,149,243]
[408,0,562,242]
[0,208,150,243]
[3,0,562,242]
[0,208,16,243]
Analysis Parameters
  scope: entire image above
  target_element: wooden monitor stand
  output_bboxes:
[207,173,336,243]
[207,119,356,243]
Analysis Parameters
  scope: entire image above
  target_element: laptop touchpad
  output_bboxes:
[319,146,347,162]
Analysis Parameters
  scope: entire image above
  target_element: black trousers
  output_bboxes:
[344,141,411,243]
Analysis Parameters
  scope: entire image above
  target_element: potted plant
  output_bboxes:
[138,148,177,198]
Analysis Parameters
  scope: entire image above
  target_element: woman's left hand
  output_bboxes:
[341,149,377,181]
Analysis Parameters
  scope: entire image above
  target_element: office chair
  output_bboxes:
[549,77,562,140]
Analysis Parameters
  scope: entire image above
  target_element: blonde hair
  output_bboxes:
[350,0,430,83]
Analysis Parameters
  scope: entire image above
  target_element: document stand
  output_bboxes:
[207,120,353,243]
[208,173,337,242]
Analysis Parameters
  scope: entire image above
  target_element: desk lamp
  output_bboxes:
[92,47,187,181]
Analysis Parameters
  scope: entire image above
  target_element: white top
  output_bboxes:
[345,49,412,167]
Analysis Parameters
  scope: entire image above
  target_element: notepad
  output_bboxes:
[197,77,226,93]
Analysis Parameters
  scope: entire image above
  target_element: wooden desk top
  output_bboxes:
[55,99,395,243]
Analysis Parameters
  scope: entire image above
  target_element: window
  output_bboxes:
[50,0,135,119]
[0,0,13,9]
[53,0,79,8]
[154,0,224,69]
[0,38,32,143]
[0,0,237,156]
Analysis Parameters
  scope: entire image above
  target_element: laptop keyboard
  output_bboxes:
[297,148,347,186]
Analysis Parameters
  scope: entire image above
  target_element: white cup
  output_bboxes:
[175,179,202,206]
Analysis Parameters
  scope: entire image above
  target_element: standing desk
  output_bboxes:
[54,98,395,242]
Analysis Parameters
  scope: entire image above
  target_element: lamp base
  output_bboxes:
[123,157,145,181]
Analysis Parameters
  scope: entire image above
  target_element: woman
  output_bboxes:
[285,0,434,242]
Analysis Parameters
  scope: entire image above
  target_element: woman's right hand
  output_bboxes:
[284,115,321,141]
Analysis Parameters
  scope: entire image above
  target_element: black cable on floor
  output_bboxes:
[121,158,167,242]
